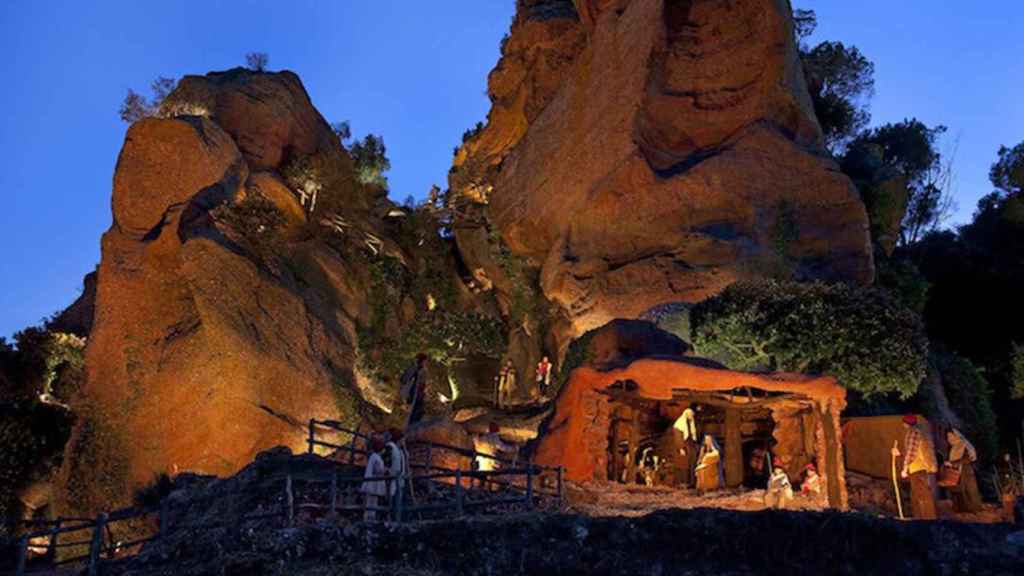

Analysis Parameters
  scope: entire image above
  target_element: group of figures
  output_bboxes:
[494,357,553,409]
[360,428,410,521]
[892,414,983,519]
[624,409,823,509]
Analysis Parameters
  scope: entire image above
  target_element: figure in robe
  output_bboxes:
[535,356,553,397]
[695,435,725,493]
[764,461,794,509]
[660,409,699,487]
[496,361,517,409]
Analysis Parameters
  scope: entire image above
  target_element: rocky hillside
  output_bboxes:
[51,0,880,518]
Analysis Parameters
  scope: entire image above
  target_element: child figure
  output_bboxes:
[764,460,794,509]
[801,463,822,497]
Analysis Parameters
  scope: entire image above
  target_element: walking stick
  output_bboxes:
[891,440,905,520]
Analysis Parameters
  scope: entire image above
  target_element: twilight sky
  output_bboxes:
[0,1,1021,339]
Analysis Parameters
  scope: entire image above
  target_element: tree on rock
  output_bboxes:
[245,52,269,72]
[118,77,176,123]
[691,280,928,399]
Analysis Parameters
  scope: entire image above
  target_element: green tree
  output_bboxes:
[800,39,875,152]
[989,141,1024,197]
[1012,343,1024,400]
[349,133,391,188]
[846,119,953,245]
[691,280,928,398]
[118,77,177,123]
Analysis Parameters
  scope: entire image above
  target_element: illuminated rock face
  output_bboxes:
[59,75,371,515]
[454,0,873,335]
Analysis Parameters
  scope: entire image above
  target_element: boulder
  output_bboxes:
[57,114,364,517]
[162,68,337,172]
[451,0,873,335]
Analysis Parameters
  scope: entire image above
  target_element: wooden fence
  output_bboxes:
[3,420,564,575]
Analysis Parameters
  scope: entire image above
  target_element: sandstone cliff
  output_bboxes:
[451,0,873,343]
[57,69,482,515]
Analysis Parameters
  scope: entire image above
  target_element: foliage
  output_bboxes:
[771,199,800,257]
[462,121,485,143]
[1012,343,1024,400]
[875,257,930,314]
[119,77,177,123]
[349,134,391,188]
[799,35,875,151]
[845,119,954,246]
[331,121,352,145]
[0,401,74,525]
[557,329,597,391]
[691,280,928,399]
[214,189,287,260]
[930,350,1000,463]
[989,141,1024,197]
[488,227,546,326]
[245,52,270,72]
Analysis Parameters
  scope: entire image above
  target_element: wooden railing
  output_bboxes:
[4,420,564,575]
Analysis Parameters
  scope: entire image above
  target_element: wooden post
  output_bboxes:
[426,443,433,471]
[285,473,294,527]
[455,467,464,517]
[557,466,564,509]
[525,464,534,511]
[15,535,27,576]
[88,513,108,576]
[49,517,62,560]
[307,420,316,454]
[724,407,743,488]
[348,426,359,466]
[329,471,338,515]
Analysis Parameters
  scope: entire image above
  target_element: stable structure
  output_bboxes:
[535,357,849,509]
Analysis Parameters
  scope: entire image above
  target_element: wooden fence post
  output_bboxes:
[49,517,62,559]
[394,477,405,523]
[307,420,316,454]
[88,512,108,576]
[348,426,359,466]
[455,467,464,517]
[526,464,534,511]
[329,471,338,515]
[285,473,295,527]
[14,535,27,576]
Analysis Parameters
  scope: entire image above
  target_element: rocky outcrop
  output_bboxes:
[451,0,873,337]
[56,71,417,516]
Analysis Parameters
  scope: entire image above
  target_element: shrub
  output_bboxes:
[349,134,390,188]
[245,52,269,72]
[930,350,999,463]
[132,473,174,509]
[691,280,928,398]
[118,77,177,123]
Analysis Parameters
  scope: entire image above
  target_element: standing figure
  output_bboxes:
[801,463,822,497]
[663,409,698,488]
[384,428,409,505]
[695,435,725,493]
[400,353,429,429]
[764,461,794,509]
[497,360,517,409]
[945,428,983,513]
[892,414,938,520]
[361,436,388,521]
[535,356,553,397]
[638,447,660,487]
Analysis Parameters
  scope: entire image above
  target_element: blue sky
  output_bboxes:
[0,1,1021,339]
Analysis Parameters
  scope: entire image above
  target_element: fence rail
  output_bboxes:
[5,419,564,575]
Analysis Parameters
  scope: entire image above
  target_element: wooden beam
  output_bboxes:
[724,408,744,488]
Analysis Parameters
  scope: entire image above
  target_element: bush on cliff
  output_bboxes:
[691,280,928,398]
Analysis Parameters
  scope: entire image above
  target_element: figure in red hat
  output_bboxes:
[801,463,822,496]
[891,414,938,520]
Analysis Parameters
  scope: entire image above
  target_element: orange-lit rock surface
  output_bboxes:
[535,358,848,507]
[57,73,384,515]
[452,0,873,335]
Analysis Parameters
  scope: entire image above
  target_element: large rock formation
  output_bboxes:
[451,0,873,337]
[56,70,441,515]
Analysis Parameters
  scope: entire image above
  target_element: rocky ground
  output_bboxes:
[103,507,1023,576]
